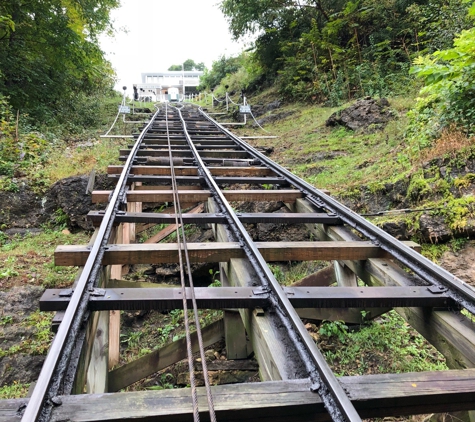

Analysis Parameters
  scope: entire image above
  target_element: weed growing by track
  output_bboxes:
[0,311,53,359]
[0,229,89,289]
[34,137,130,189]
[311,310,447,376]
[269,261,326,286]
[0,382,30,399]
[119,309,223,366]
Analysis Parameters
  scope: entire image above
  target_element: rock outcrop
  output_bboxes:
[326,97,394,132]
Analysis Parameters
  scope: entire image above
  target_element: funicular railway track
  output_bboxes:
[3,103,475,421]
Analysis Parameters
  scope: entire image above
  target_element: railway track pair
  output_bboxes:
[2,103,475,421]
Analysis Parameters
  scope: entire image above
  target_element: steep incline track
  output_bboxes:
[3,103,475,422]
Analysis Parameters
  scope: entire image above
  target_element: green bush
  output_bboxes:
[410,7,475,140]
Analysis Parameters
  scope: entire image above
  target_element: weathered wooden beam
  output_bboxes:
[194,359,259,371]
[290,265,391,323]
[3,369,475,421]
[91,189,210,203]
[54,240,421,267]
[108,319,224,392]
[87,211,343,226]
[121,148,250,159]
[109,174,204,184]
[39,286,452,312]
[91,189,303,203]
[109,224,125,369]
[54,229,110,395]
[334,260,358,287]
[69,269,109,394]
[133,185,202,191]
[133,143,241,149]
[136,222,157,234]
[147,135,229,139]
[111,174,289,185]
[85,309,109,394]
[108,165,199,175]
[297,307,391,324]
[292,265,336,287]
[107,165,276,177]
[141,139,233,145]
[219,263,251,360]
[40,287,268,311]
[224,309,250,359]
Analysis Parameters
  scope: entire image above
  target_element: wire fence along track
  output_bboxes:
[19,102,475,422]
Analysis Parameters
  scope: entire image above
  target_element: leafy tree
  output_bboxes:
[220,0,472,103]
[409,5,475,140]
[168,59,205,71]
[0,0,119,125]
[198,55,242,90]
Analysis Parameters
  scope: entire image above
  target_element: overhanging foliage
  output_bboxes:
[0,1,119,124]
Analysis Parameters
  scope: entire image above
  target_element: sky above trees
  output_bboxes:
[99,0,248,92]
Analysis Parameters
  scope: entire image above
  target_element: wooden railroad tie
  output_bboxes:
[120,148,251,159]
[54,240,421,266]
[2,369,475,421]
[107,165,278,177]
[107,174,291,185]
[91,189,304,203]
[40,286,452,312]
[87,211,343,226]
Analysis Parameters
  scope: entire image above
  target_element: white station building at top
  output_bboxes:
[134,71,203,102]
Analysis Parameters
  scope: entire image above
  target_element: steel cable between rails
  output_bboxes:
[164,103,199,422]
[164,103,217,422]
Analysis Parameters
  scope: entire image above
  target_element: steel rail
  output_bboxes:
[21,108,161,422]
[174,105,361,422]
[200,108,475,315]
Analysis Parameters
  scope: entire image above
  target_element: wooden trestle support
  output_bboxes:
[3,104,475,422]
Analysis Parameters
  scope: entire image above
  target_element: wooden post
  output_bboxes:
[220,264,250,360]
[68,230,110,395]
[109,182,141,368]
[108,225,122,369]
[333,260,357,287]
[86,308,109,393]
